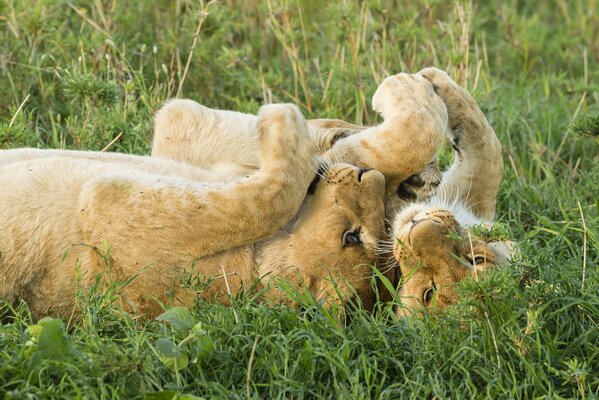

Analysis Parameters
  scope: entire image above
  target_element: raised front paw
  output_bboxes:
[396,161,442,201]
[372,72,448,124]
[256,103,316,167]
[417,67,496,153]
[386,161,442,222]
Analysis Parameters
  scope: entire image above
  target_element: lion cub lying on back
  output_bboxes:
[1,104,391,319]
[152,67,514,316]
[0,72,451,319]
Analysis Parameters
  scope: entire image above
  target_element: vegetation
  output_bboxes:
[1,0,597,398]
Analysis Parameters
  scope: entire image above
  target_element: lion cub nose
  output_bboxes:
[408,217,456,254]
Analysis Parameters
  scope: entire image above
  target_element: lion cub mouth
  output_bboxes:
[393,197,481,235]
[389,196,485,263]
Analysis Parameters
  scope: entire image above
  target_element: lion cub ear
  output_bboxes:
[487,240,517,264]
[307,119,364,152]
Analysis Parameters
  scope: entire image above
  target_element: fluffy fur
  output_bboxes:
[389,67,512,316]
[152,68,513,315]
[0,104,386,319]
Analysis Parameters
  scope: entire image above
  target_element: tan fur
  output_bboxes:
[0,104,387,319]
[0,68,509,319]
[389,67,512,316]
[152,72,447,198]
[151,73,452,309]
[419,67,504,222]
[151,69,510,313]
[391,207,513,317]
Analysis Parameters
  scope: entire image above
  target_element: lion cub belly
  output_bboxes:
[0,155,263,317]
[0,158,94,315]
[0,157,173,315]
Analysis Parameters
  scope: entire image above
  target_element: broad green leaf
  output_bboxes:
[191,322,206,335]
[156,338,189,371]
[160,351,189,372]
[157,338,180,358]
[144,390,178,400]
[25,324,43,341]
[36,318,72,360]
[194,335,214,362]
[156,307,195,332]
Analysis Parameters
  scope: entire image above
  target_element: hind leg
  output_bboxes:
[152,100,367,178]
[418,67,503,222]
[152,99,261,177]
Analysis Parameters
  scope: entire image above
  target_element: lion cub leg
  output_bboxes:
[326,73,448,194]
[418,67,503,222]
[152,99,261,178]
[84,104,318,261]
[152,99,366,177]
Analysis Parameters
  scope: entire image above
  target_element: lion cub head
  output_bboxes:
[258,162,386,310]
[390,201,514,317]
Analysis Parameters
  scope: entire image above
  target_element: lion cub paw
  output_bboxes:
[372,72,447,124]
[257,104,315,166]
[418,67,493,150]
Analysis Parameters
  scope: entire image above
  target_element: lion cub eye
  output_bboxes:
[466,255,487,266]
[342,230,361,247]
[422,283,436,306]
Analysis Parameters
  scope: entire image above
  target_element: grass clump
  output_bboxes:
[569,112,599,138]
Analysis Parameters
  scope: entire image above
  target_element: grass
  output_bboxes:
[1,0,598,398]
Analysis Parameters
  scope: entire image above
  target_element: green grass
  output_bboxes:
[1,0,598,398]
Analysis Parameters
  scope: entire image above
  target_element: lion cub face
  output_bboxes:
[391,204,513,317]
[279,163,386,310]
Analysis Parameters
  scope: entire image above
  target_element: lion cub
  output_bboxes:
[152,68,514,316]
[390,68,513,316]
[0,104,386,319]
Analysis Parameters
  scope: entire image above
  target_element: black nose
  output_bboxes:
[357,168,371,182]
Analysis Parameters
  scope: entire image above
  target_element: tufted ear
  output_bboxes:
[487,240,517,264]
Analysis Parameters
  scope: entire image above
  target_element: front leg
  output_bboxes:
[82,104,317,259]
[325,73,448,194]
[418,67,503,222]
